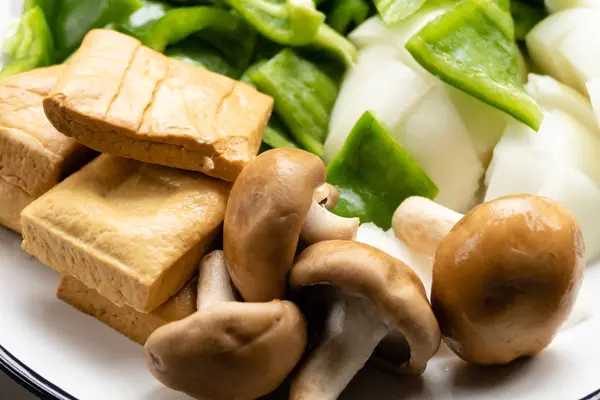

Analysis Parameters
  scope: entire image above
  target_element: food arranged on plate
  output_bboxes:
[0,0,599,398]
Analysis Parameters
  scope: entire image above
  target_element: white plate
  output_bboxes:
[1,1,600,399]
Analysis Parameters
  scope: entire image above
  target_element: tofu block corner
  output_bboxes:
[21,155,230,312]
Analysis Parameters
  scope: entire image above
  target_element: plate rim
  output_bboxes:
[0,343,598,400]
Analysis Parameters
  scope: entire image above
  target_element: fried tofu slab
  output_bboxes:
[22,155,229,312]
[0,66,93,232]
[57,275,197,345]
[44,29,273,182]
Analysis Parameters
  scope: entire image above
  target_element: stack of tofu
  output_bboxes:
[1,29,273,344]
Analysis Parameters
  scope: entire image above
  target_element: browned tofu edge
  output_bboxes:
[57,275,197,345]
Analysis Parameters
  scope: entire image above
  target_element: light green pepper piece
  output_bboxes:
[224,0,325,45]
[327,112,439,229]
[326,0,371,34]
[406,0,543,130]
[165,40,241,78]
[241,60,298,149]
[1,6,54,78]
[250,49,339,156]
[373,0,428,25]
[52,0,142,61]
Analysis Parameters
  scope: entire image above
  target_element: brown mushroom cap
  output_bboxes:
[432,194,585,365]
[289,241,440,400]
[224,148,358,302]
[145,300,307,400]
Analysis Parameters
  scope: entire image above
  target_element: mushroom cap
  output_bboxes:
[290,240,441,374]
[432,194,585,365]
[224,148,325,302]
[144,300,307,400]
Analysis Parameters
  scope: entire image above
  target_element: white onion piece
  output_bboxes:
[545,0,600,13]
[526,74,600,134]
[348,6,448,76]
[557,22,600,94]
[327,45,483,213]
[485,152,600,262]
[356,223,433,297]
[445,86,508,165]
[526,9,600,94]
[326,45,433,163]
[588,79,600,128]
[492,112,600,187]
[526,8,595,90]
[396,85,483,212]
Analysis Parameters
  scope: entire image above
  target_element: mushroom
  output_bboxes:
[397,194,584,365]
[144,250,307,400]
[392,196,462,256]
[289,240,440,400]
[224,148,360,302]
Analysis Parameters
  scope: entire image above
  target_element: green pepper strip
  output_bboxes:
[327,111,439,230]
[250,49,339,156]
[1,6,54,78]
[326,0,371,35]
[373,0,428,25]
[52,0,142,61]
[141,7,249,52]
[406,0,543,131]
[241,60,298,149]
[224,0,325,46]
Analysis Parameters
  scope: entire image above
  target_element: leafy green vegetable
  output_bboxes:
[1,6,54,78]
[326,0,371,34]
[327,111,438,229]
[224,0,325,45]
[406,0,543,130]
[250,49,339,156]
[373,0,428,26]
[52,0,142,61]
[511,0,546,40]
[165,40,241,78]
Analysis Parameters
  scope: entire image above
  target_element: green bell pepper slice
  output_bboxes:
[406,0,543,131]
[1,6,54,78]
[52,0,142,61]
[165,40,241,78]
[262,118,299,149]
[241,60,298,149]
[224,0,325,46]
[326,0,371,34]
[373,0,428,25]
[327,111,439,230]
[250,49,339,156]
[119,4,257,69]
[510,0,546,40]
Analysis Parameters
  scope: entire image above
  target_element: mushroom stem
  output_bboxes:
[392,196,463,256]
[196,250,236,310]
[313,183,340,210]
[290,293,389,400]
[301,201,360,244]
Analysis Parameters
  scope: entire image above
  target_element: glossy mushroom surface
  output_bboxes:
[289,240,440,400]
[432,195,585,365]
[145,251,307,400]
[224,148,359,302]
